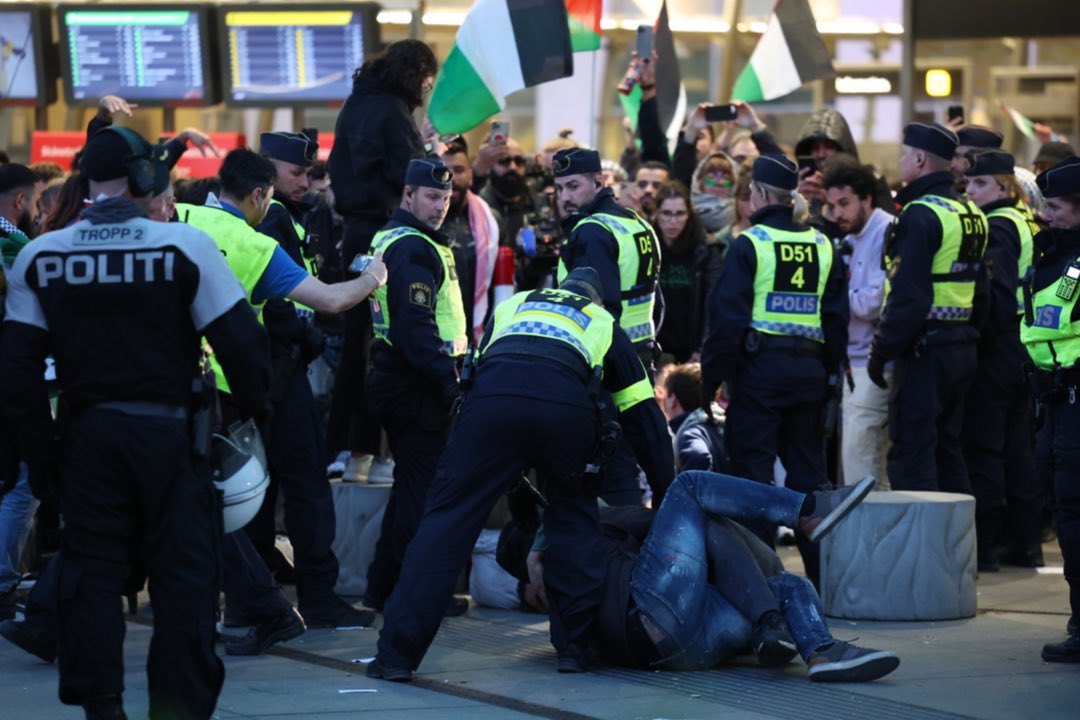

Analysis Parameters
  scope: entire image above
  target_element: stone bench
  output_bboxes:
[330,481,391,597]
[819,490,976,621]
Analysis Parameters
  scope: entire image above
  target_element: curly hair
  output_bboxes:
[352,39,438,110]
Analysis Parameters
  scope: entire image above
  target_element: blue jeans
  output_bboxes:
[0,464,38,593]
[630,470,833,669]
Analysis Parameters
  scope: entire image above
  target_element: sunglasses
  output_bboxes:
[498,156,528,167]
[702,176,734,189]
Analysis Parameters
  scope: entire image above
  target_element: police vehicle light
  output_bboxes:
[925,69,952,98]
[835,76,892,94]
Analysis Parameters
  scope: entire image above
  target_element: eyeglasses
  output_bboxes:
[497,156,528,167]
[658,209,688,220]
[702,176,734,189]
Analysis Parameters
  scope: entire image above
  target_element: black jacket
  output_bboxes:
[328,76,424,221]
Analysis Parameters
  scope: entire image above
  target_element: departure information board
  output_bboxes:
[0,4,54,105]
[222,4,379,105]
[59,5,216,105]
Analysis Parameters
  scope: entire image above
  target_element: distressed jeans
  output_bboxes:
[0,464,38,594]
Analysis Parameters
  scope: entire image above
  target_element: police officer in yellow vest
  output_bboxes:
[178,149,385,647]
[363,158,470,613]
[867,123,988,494]
[367,267,673,681]
[554,147,662,506]
[700,154,848,586]
[1021,156,1080,662]
[960,150,1044,572]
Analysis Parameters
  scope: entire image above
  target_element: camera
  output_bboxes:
[519,206,562,260]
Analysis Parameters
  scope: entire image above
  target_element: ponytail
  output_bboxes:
[790,189,810,225]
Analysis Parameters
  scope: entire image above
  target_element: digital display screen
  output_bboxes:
[222,4,379,105]
[0,5,54,105]
[59,5,216,105]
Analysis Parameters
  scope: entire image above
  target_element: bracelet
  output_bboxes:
[640,83,655,90]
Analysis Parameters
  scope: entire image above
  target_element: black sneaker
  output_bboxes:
[225,608,305,656]
[366,656,413,682]
[799,476,875,543]
[751,610,798,666]
[84,694,127,720]
[807,640,900,682]
[1042,634,1080,663]
[556,644,589,673]
[0,617,57,663]
[300,597,376,629]
[444,595,469,617]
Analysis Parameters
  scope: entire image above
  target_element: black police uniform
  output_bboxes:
[701,204,848,584]
[961,194,1042,569]
[0,191,270,717]
[371,283,673,677]
[364,207,464,610]
[872,170,987,492]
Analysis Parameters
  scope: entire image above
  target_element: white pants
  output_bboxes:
[841,364,891,489]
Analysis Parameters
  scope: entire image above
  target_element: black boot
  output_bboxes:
[84,694,127,720]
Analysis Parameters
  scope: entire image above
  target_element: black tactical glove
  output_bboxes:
[866,349,888,389]
[507,474,549,533]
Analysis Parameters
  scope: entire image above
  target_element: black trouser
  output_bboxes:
[55,408,223,719]
[1041,382,1080,628]
[376,374,601,669]
[363,366,452,608]
[962,338,1042,561]
[223,367,340,614]
[221,531,292,622]
[723,349,831,586]
[887,332,977,492]
[327,217,383,455]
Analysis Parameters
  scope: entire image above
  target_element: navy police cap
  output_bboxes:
[903,122,958,161]
[561,266,603,301]
[552,148,602,178]
[956,126,1003,150]
[260,130,318,168]
[964,150,1015,177]
[751,153,798,192]
[405,158,452,190]
[1036,156,1080,198]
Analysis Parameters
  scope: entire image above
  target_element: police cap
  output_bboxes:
[0,163,37,195]
[964,150,1015,177]
[80,126,154,182]
[552,148,601,178]
[561,266,603,303]
[956,126,1003,150]
[260,130,318,168]
[902,122,958,161]
[751,154,798,191]
[405,158,452,190]
[1036,156,1080,198]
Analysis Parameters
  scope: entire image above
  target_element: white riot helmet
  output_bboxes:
[211,420,269,534]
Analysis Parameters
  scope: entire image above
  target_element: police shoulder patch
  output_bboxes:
[410,282,434,308]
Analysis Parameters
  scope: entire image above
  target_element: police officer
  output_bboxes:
[366,267,673,681]
[363,158,468,613]
[961,151,1043,571]
[554,148,662,506]
[1021,156,1080,661]
[700,154,848,585]
[0,127,271,719]
[867,123,988,494]
[177,149,382,635]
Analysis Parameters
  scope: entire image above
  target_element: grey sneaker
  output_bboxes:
[808,640,900,682]
[799,476,875,543]
[368,457,396,484]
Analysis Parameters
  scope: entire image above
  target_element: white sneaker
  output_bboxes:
[368,457,396,484]
[326,450,350,479]
[342,454,373,483]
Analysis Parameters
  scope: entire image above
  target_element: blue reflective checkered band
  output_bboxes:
[749,320,825,341]
[746,226,771,242]
[918,196,961,213]
[626,294,651,306]
[624,321,654,341]
[493,321,590,359]
[927,306,973,320]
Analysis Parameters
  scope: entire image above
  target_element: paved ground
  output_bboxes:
[2,541,1075,719]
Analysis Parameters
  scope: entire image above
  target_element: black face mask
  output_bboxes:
[491,170,526,198]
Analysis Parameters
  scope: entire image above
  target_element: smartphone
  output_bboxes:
[797,156,818,174]
[489,120,510,145]
[704,104,738,122]
[636,25,654,61]
[348,254,375,274]
[947,105,964,123]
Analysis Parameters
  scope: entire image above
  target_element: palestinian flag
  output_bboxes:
[731,0,834,103]
[428,0,573,135]
[566,0,602,52]
[1002,104,1036,140]
[617,1,686,145]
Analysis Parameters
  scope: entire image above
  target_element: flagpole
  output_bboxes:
[719,0,745,102]
[590,45,598,148]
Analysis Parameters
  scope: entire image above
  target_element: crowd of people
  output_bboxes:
[0,36,1079,720]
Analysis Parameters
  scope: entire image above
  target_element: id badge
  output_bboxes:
[1055,261,1080,301]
